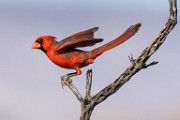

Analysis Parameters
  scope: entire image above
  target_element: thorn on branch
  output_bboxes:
[143,61,159,68]
[128,53,136,63]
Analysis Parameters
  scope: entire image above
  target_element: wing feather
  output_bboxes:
[56,27,103,52]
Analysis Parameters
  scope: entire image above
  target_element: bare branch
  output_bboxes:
[91,0,177,107]
[60,1,177,120]
[85,69,93,101]
[61,77,83,102]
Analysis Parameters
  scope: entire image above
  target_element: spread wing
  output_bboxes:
[56,27,103,52]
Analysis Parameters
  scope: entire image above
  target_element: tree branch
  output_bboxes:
[85,69,93,101]
[61,1,177,120]
[91,0,177,107]
[61,77,83,102]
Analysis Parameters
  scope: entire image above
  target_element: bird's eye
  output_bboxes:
[36,38,43,44]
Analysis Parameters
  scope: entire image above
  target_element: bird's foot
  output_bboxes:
[60,75,72,88]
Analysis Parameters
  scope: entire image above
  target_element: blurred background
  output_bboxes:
[0,0,179,120]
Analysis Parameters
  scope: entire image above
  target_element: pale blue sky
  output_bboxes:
[0,0,179,120]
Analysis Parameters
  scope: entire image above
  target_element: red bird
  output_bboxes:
[32,23,141,80]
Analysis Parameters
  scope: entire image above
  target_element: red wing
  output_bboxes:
[56,27,103,52]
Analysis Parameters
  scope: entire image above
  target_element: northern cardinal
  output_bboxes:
[32,23,141,80]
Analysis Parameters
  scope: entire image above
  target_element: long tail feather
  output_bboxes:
[90,23,141,59]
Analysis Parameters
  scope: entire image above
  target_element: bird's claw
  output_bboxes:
[60,75,72,88]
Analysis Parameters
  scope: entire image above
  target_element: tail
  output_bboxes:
[90,23,142,59]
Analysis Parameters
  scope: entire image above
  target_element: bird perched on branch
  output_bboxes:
[32,23,141,82]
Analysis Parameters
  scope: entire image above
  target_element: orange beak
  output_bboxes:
[32,42,41,49]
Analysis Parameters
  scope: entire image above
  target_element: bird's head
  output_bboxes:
[32,36,57,53]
